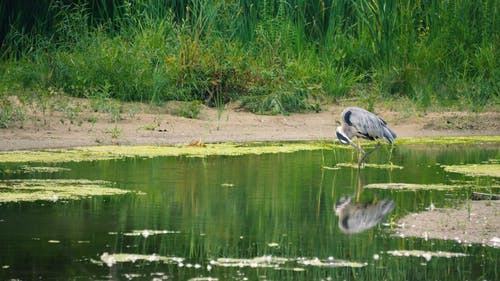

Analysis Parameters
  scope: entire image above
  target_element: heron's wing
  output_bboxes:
[344,107,396,144]
[339,199,395,234]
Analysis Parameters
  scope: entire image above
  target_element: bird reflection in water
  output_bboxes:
[334,196,394,234]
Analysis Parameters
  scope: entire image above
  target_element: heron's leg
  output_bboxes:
[355,139,365,169]
[359,142,381,166]
[388,143,395,169]
[355,170,362,201]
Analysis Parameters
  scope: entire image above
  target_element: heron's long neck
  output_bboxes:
[341,123,354,140]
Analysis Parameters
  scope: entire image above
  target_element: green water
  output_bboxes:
[0,143,498,280]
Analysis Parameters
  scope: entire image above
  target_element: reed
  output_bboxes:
[0,0,497,116]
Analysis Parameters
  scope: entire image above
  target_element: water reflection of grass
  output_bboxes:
[0,142,499,280]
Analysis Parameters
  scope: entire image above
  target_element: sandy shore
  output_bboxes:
[0,101,498,151]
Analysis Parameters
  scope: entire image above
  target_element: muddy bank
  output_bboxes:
[395,201,500,248]
[0,100,499,151]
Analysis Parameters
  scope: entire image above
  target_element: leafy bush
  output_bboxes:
[1,0,498,114]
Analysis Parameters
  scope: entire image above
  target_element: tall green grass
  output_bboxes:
[0,0,498,114]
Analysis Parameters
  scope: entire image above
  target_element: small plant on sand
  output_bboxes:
[106,124,122,139]
[0,95,27,128]
[86,82,122,122]
[176,100,203,119]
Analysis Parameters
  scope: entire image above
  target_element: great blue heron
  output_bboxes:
[336,107,397,167]
[334,196,395,234]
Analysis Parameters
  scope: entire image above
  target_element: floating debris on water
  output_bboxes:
[443,164,500,178]
[99,252,184,267]
[108,230,181,238]
[0,179,129,203]
[211,256,289,268]
[297,257,367,268]
[221,183,235,187]
[490,237,500,248]
[364,183,465,190]
[387,250,468,261]
[321,166,340,170]
[1,165,71,174]
[335,163,403,169]
[210,256,367,269]
[268,242,279,248]
[48,240,60,244]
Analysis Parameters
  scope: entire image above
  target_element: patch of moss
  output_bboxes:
[0,179,129,203]
[443,164,500,178]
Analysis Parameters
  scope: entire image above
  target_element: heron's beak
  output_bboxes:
[337,132,358,150]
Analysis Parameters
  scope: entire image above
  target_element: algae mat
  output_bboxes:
[0,179,129,203]
[0,143,336,163]
[0,136,498,164]
[443,164,500,178]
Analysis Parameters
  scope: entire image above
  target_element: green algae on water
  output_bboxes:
[0,136,498,164]
[0,142,337,163]
[443,164,500,178]
[395,136,500,145]
[2,165,71,174]
[0,179,129,203]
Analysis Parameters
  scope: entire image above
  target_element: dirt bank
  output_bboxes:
[395,201,500,248]
[0,100,498,151]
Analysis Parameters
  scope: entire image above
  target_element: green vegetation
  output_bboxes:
[0,179,129,203]
[0,136,498,163]
[0,0,498,123]
[0,142,337,163]
[443,164,500,178]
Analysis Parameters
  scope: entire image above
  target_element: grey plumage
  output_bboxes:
[334,196,395,234]
[336,107,396,146]
[336,107,397,166]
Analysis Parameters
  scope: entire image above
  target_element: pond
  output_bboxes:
[0,141,499,280]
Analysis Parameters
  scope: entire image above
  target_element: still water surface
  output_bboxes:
[0,143,498,280]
